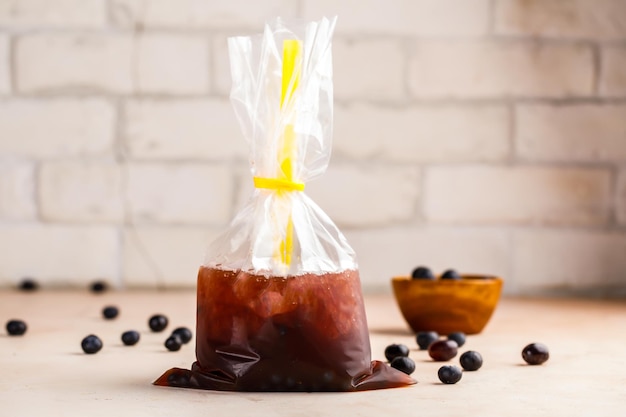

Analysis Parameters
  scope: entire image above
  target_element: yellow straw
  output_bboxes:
[277,39,302,267]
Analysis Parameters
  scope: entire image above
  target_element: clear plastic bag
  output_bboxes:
[155,16,415,392]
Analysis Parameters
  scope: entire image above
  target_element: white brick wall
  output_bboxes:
[135,34,210,95]
[125,163,233,225]
[600,46,626,97]
[122,226,218,288]
[16,34,134,94]
[495,0,626,41]
[334,104,510,162]
[303,0,490,36]
[516,104,626,162]
[0,99,115,158]
[0,224,119,286]
[38,161,124,223]
[0,0,107,29]
[408,40,594,98]
[333,38,405,101]
[423,166,612,225]
[124,99,245,160]
[110,0,297,29]
[345,226,510,292]
[0,2,624,294]
[0,35,9,94]
[306,164,420,227]
[0,161,36,220]
[513,229,626,292]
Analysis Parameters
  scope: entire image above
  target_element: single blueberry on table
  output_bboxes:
[460,350,483,371]
[102,306,119,320]
[149,314,169,332]
[416,331,439,350]
[522,343,549,365]
[447,331,466,347]
[384,343,410,362]
[428,339,458,362]
[390,356,416,375]
[18,278,39,292]
[165,335,182,352]
[172,327,193,344]
[6,319,27,336]
[121,330,140,346]
[438,365,462,384]
[81,334,103,354]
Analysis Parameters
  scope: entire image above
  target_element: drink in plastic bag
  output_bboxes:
[154,16,415,392]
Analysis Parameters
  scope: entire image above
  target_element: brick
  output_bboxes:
[110,0,297,29]
[334,104,510,162]
[306,164,420,227]
[0,99,115,158]
[16,33,133,94]
[303,0,489,36]
[344,226,510,292]
[0,161,36,220]
[135,34,210,94]
[124,99,245,160]
[0,224,119,286]
[495,0,626,41]
[333,38,405,101]
[126,163,233,225]
[0,0,106,28]
[0,35,9,93]
[618,169,626,225]
[408,40,593,98]
[513,229,626,292]
[38,161,124,223]
[600,46,626,97]
[516,104,626,162]
[122,226,219,288]
[423,166,612,225]
[212,34,232,96]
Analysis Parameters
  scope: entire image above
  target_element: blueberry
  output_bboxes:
[411,266,435,280]
[172,327,193,344]
[416,331,439,350]
[438,365,462,384]
[522,343,549,365]
[165,335,182,351]
[390,356,416,375]
[90,281,108,293]
[428,339,458,361]
[18,278,39,292]
[6,319,27,336]
[81,334,103,354]
[441,269,461,280]
[149,314,168,332]
[447,331,466,347]
[384,343,410,362]
[121,330,140,346]
[460,350,483,371]
[102,306,119,320]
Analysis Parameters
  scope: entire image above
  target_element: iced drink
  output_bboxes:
[154,266,415,391]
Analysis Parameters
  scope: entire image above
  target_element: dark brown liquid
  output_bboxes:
[154,267,415,391]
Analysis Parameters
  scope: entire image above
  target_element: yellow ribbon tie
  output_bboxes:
[253,177,305,192]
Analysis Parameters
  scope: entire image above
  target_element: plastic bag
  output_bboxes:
[155,16,415,392]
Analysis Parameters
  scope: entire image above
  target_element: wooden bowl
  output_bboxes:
[391,275,503,335]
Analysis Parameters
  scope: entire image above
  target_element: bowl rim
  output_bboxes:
[392,275,503,284]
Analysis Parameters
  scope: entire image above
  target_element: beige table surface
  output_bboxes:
[1,290,625,417]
